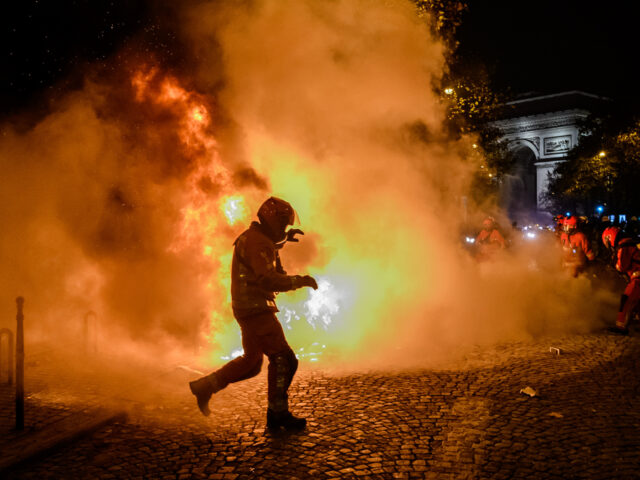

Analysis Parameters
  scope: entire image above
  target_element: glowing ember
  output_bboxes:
[192,108,205,123]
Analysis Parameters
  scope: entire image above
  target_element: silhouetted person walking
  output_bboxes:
[189,197,317,432]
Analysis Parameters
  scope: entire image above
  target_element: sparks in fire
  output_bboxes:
[192,107,205,123]
[304,277,340,329]
[221,195,249,226]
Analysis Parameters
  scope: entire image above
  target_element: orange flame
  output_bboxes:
[129,68,409,365]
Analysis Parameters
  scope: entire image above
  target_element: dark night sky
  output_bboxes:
[0,0,175,118]
[1,0,639,118]
[457,0,640,104]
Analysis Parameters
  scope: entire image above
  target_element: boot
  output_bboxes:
[266,409,306,432]
[607,325,629,335]
[189,376,217,416]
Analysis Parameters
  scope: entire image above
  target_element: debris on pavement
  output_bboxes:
[549,412,564,418]
[549,347,562,355]
[519,386,538,397]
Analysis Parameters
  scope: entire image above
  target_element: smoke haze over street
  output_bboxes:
[0,0,617,377]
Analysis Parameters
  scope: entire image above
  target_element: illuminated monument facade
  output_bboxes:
[491,91,609,220]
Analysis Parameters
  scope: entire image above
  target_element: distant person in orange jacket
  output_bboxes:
[553,214,565,239]
[189,197,318,432]
[561,216,595,277]
[475,216,506,261]
[602,226,640,335]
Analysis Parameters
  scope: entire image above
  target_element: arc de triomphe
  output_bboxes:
[490,91,608,221]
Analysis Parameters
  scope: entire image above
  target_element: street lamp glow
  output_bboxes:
[444,87,454,95]
[599,151,606,157]
[596,205,604,214]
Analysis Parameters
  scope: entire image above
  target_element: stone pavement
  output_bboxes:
[2,332,640,479]
[0,344,128,472]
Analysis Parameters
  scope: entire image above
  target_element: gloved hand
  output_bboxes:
[302,275,318,290]
[295,275,318,290]
[286,229,305,242]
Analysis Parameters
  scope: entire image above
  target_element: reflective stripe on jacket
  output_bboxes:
[616,238,640,278]
[569,231,595,262]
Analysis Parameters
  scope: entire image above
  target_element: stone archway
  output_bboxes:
[490,91,609,220]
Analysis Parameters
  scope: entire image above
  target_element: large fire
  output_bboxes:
[0,0,609,375]
[124,56,452,367]
[129,68,368,364]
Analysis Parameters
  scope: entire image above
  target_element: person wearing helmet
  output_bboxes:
[595,215,611,248]
[602,226,640,335]
[553,214,565,239]
[475,216,506,261]
[189,197,318,432]
[558,217,569,246]
[601,226,622,266]
[561,215,595,277]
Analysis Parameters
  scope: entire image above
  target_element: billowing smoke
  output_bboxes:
[0,0,615,371]
[0,57,268,358]
[177,0,615,367]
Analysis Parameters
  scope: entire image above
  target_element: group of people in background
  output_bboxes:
[554,213,640,335]
[468,213,640,335]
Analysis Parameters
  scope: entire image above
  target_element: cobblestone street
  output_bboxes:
[2,332,640,479]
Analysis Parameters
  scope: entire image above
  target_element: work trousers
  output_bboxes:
[209,311,298,412]
[616,277,640,329]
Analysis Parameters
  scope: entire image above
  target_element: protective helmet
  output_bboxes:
[564,216,577,231]
[482,216,495,229]
[257,196,296,242]
[602,226,620,249]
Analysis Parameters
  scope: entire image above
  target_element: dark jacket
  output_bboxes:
[231,222,300,318]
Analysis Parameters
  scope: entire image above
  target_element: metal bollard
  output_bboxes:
[16,296,24,431]
[0,328,14,384]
